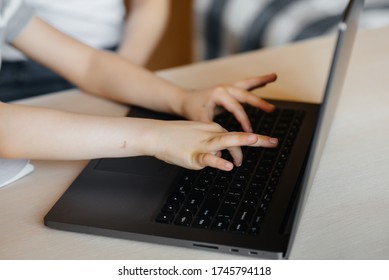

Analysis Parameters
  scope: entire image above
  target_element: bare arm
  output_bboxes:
[1,15,278,171]
[13,17,276,128]
[0,102,151,160]
[118,0,170,65]
[12,17,185,115]
[0,102,277,170]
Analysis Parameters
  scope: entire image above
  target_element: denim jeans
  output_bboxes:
[0,46,118,102]
[0,59,75,102]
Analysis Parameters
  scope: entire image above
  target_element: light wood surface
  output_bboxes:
[1,26,388,260]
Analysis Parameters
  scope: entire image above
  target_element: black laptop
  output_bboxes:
[44,0,364,259]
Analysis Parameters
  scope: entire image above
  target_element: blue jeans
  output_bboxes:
[0,46,117,102]
[0,60,75,102]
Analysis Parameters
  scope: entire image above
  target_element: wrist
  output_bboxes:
[133,118,163,158]
[167,88,190,118]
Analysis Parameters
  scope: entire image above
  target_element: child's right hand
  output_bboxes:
[145,119,278,171]
[178,73,277,133]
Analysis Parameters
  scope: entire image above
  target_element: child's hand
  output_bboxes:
[147,120,278,171]
[180,73,277,132]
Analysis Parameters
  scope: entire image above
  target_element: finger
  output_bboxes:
[205,133,248,167]
[233,73,277,91]
[222,134,278,166]
[213,90,252,132]
[226,145,244,167]
[225,86,275,113]
[249,135,279,148]
[199,133,278,170]
[209,132,256,147]
[208,133,278,165]
[196,153,234,171]
[214,133,278,149]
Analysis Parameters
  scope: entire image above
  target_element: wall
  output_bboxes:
[146,0,193,71]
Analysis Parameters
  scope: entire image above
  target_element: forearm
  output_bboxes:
[83,49,186,115]
[118,0,170,64]
[0,102,153,160]
[12,17,186,116]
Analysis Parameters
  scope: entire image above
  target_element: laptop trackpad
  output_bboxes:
[95,156,174,177]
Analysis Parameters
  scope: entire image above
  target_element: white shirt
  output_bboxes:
[2,0,126,60]
[0,0,35,187]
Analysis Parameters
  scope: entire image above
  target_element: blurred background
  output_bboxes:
[148,0,389,70]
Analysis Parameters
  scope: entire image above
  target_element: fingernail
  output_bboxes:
[270,137,278,144]
[225,162,234,170]
[268,104,276,111]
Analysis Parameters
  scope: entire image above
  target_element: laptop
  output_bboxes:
[44,0,364,259]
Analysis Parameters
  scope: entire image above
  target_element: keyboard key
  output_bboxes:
[198,198,219,217]
[156,213,174,224]
[202,167,218,178]
[242,195,259,207]
[180,205,198,217]
[212,218,230,231]
[161,203,179,214]
[230,179,246,191]
[231,222,248,234]
[253,211,265,225]
[235,173,249,182]
[216,172,233,182]
[192,217,211,229]
[198,207,216,219]
[185,192,204,207]
[217,204,236,220]
[235,206,254,223]
[176,184,191,195]
[174,215,192,226]
[180,171,197,185]
[167,192,185,205]
[208,188,225,200]
[223,194,241,206]
[249,225,260,235]
[197,175,214,188]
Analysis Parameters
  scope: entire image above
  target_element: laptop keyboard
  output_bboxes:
[155,105,305,235]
